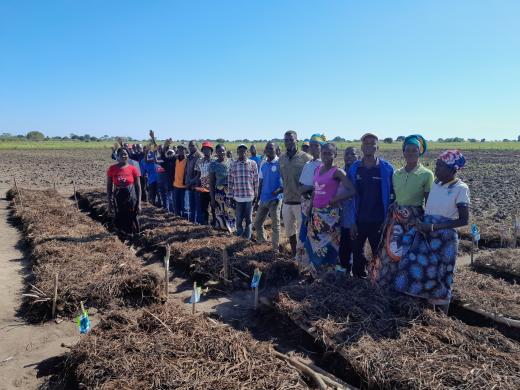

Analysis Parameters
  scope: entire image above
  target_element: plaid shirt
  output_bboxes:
[228,158,259,200]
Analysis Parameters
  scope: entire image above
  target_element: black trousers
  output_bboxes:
[352,222,383,277]
[339,227,353,270]
[139,176,148,202]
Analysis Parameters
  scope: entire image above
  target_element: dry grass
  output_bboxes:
[276,275,520,389]
[58,303,310,389]
[9,188,163,321]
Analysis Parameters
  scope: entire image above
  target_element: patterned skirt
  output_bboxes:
[304,207,341,269]
[214,185,236,233]
[374,211,458,303]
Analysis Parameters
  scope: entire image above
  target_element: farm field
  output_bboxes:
[1,146,520,389]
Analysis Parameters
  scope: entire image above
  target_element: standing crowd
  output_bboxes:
[107,130,470,311]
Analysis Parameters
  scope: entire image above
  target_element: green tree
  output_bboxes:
[26,131,45,141]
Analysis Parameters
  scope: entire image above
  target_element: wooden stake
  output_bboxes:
[80,301,85,314]
[191,282,197,314]
[254,284,259,310]
[73,180,79,209]
[52,273,59,318]
[13,176,23,208]
[513,216,519,249]
[164,245,170,299]
[470,239,474,265]
[222,248,229,281]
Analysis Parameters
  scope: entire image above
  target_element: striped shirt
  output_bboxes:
[228,158,259,202]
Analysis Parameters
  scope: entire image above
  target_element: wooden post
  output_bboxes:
[13,176,23,208]
[470,239,474,265]
[254,284,259,310]
[164,245,170,300]
[222,248,229,281]
[513,216,519,249]
[52,273,58,318]
[80,301,85,314]
[191,282,197,314]
[73,180,79,210]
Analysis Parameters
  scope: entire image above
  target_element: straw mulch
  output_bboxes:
[276,275,520,389]
[453,266,520,320]
[9,188,163,321]
[77,189,300,289]
[474,248,520,279]
[59,303,309,389]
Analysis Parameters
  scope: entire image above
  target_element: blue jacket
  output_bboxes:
[348,158,394,224]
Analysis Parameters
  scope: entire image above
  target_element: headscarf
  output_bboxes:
[438,150,466,171]
[310,133,326,145]
[403,134,427,156]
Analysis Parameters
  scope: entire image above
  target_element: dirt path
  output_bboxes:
[0,190,79,390]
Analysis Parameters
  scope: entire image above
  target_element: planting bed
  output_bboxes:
[55,302,312,389]
[8,188,163,322]
[473,248,520,283]
[76,189,300,290]
[275,275,520,389]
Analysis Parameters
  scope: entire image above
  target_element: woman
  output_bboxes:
[390,150,469,311]
[304,143,356,273]
[107,148,142,236]
[209,144,235,233]
[371,135,433,286]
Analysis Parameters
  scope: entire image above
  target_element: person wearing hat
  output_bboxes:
[193,141,214,225]
[278,130,312,257]
[391,150,469,312]
[348,133,394,278]
[301,139,310,154]
[370,134,434,286]
[228,144,259,239]
[172,143,188,217]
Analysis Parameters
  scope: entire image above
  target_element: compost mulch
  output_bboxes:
[473,248,520,282]
[8,188,163,322]
[56,302,310,390]
[275,274,520,389]
[453,266,520,320]
[77,189,300,289]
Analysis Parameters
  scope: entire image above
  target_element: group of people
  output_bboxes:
[107,131,470,310]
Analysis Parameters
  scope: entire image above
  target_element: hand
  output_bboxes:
[416,222,431,234]
[350,224,358,240]
[230,199,236,208]
[327,196,341,208]
[136,203,142,214]
[149,130,155,139]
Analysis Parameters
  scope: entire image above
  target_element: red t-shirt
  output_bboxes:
[107,164,140,187]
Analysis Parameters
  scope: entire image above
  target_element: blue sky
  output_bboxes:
[1,1,519,140]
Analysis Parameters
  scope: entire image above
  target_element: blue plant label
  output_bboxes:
[471,224,480,242]
[76,311,91,334]
[190,286,201,304]
[251,269,262,289]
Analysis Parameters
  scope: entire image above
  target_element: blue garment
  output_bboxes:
[259,159,282,203]
[348,158,394,225]
[235,201,253,239]
[250,155,262,167]
[356,165,384,223]
[144,161,159,184]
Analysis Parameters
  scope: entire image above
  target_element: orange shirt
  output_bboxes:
[174,158,187,189]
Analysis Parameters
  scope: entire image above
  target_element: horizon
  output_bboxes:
[1,1,519,140]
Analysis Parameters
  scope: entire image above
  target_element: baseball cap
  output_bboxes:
[201,141,214,150]
[360,133,379,142]
[237,143,247,150]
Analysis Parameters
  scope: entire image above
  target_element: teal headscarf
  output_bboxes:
[310,133,326,145]
[403,134,427,156]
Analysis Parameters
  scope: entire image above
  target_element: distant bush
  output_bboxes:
[468,138,477,143]
[26,131,45,141]
[395,136,405,142]
[383,137,393,144]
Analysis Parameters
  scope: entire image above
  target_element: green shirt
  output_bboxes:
[393,164,434,207]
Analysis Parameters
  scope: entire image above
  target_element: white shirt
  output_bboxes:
[425,179,470,220]
[299,159,322,186]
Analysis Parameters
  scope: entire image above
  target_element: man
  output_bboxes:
[254,142,283,251]
[194,141,214,225]
[172,144,188,217]
[278,130,312,256]
[339,147,359,273]
[186,140,203,222]
[301,139,310,154]
[249,144,262,167]
[228,144,259,239]
[348,134,394,277]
